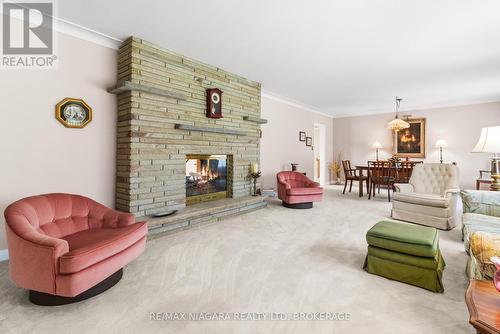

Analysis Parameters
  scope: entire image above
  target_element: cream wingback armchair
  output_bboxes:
[391,163,462,230]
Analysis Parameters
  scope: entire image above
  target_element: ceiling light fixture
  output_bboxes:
[387,96,410,132]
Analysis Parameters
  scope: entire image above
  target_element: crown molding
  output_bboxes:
[331,98,500,119]
[54,17,123,50]
[261,90,333,118]
[51,16,336,120]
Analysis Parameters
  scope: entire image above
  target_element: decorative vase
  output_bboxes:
[491,256,500,292]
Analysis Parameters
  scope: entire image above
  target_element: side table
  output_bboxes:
[465,280,500,334]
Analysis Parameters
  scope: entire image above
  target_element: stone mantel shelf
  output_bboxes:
[175,124,247,136]
[107,81,187,100]
[243,116,268,124]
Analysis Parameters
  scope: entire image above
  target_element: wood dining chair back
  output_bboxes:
[342,160,368,195]
[342,160,355,178]
[397,161,420,183]
[397,161,411,183]
[368,161,395,202]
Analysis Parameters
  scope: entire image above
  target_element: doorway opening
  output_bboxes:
[313,123,326,186]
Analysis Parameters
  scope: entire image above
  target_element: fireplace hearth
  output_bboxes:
[186,155,228,205]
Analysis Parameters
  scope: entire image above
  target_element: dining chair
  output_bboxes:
[342,160,368,195]
[396,161,421,183]
[368,161,395,202]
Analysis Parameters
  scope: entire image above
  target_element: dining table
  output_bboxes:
[354,165,370,197]
[354,164,408,197]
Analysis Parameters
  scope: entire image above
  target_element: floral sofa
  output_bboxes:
[461,190,500,280]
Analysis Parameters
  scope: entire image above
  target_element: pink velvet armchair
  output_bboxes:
[277,171,324,208]
[4,193,147,305]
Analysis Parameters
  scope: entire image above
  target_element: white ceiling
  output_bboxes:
[55,0,500,117]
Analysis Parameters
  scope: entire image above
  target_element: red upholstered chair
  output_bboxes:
[4,193,147,305]
[276,171,324,209]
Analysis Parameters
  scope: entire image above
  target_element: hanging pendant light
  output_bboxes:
[387,96,410,132]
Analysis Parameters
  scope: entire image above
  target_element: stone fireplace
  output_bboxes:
[109,37,266,220]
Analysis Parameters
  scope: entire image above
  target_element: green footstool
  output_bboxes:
[363,220,445,293]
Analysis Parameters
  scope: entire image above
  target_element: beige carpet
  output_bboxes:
[0,186,473,334]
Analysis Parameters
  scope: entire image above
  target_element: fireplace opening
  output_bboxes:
[185,154,228,205]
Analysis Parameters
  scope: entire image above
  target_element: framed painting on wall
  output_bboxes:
[306,136,312,147]
[393,118,426,158]
[55,98,92,128]
[299,131,306,142]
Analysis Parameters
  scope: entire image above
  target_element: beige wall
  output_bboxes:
[332,102,500,189]
[0,33,117,251]
[261,97,334,189]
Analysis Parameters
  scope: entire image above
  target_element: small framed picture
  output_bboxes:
[299,131,306,141]
[55,98,92,128]
[306,137,312,146]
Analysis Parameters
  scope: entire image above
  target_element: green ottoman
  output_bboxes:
[363,220,445,293]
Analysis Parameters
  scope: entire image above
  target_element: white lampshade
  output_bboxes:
[435,140,448,148]
[387,118,410,131]
[372,141,382,149]
[472,126,500,153]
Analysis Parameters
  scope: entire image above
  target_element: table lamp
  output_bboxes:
[435,140,448,164]
[372,142,382,161]
[472,126,500,191]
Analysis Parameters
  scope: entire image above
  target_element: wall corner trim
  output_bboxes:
[0,249,9,262]
[261,90,333,118]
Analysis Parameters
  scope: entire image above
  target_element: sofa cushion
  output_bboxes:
[392,200,450,217]
[393,192,449,208]
[287,187,324,196]
[461,190,500,217]
[468,231,500,280]
[366,221,439,258]
[462,212,500,251]
[56,236,146,297]
[463,212,500,229]
[59,222,147,274]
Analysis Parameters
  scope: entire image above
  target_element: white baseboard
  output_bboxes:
[0,249,9,262]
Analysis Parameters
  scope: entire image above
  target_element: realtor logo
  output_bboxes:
[1,1,57,68]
